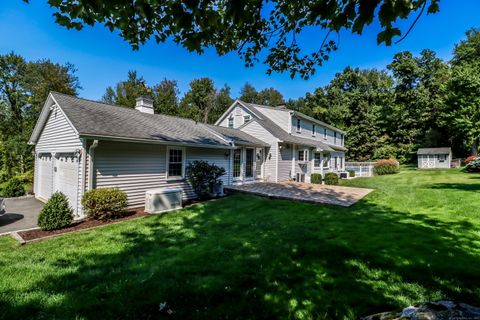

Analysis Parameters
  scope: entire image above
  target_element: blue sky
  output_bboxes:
[0,1,479,101]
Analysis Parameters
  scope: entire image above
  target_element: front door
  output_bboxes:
[245,148,254,179]
[233,149,242,181]
[255,148,263,179]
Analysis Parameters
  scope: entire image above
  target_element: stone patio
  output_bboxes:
[225,182,374,207]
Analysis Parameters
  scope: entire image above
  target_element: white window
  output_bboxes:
[296,118,301,132]
[323,128,327,140]
[243,114,251,124]
[298,149,308,162]
[334,132,337,144]
[312,124,316,136]
[228,116,234,128]
[438,154,447,162]
[314,152,321,167]
[167,147,185,179]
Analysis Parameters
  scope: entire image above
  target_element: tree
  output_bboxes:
[37,0,441,79]
[180,78,216,123]
[211,85,234,123]
[239,83,258,103]
[0,52,80,177]
[102,70,150,107]
[445,29,480,155]
[257,88,284,107]
[152,79,180,116]
[387,49,450,160]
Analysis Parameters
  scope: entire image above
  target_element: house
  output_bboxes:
[215,100,347,183]
[28,92,268,217]
[417,147,452,169]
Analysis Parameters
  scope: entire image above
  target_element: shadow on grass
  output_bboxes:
[429,183,480,192]
[1,195,480,319]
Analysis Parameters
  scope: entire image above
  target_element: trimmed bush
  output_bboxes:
[348,170,355,178]
[310,173,322,184]
[38,192,74,231]
[373,159,400,175]
[324,172,339,185]
[82,188,128,220]
[465,155,480,165]
[186,160,226,199]
[465,158,480,173]
[2,178,25,198]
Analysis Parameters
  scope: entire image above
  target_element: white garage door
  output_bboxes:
[54,153,79,212]
[38,153,53,200]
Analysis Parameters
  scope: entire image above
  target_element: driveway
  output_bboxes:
[0,197,44,234]
[225,182,373,207]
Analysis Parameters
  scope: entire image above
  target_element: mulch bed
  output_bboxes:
[18,209,148,241]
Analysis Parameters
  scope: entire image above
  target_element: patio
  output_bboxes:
[225,181,373,207]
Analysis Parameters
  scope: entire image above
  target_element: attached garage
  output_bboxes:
[37,153,53,201]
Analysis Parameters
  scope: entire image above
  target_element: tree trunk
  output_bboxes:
[472,139,479,156]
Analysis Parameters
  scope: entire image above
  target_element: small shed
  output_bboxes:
[417,147,452,169]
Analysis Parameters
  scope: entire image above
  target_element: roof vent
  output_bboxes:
[135,96,154,114]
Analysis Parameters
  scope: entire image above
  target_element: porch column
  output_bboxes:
[291,144,296,179]
[320,152,324,177]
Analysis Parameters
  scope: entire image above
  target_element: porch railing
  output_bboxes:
[344,162,376,177]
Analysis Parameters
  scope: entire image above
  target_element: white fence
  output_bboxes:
[344,162,376,177]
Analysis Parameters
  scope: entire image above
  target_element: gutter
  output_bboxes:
[88,140,99,191]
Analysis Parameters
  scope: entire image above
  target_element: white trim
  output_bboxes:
[166,146,186,181]
[243,114,251,125]
[291,144,296,179]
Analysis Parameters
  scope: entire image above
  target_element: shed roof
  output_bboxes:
[29,92,266,148]
[417,147,452,155]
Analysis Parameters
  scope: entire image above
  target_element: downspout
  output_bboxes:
[79,139,88,217]
[88,140,99,191]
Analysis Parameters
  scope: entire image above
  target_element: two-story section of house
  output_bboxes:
[215,100,347,183]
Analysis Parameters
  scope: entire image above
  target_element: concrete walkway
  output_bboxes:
[0,197,44,234]
[225,182,373,207]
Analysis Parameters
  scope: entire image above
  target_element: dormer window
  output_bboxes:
[228,116,234,128]
[296,119,301,132]
[243,114,251,124]
[312,124,316,136]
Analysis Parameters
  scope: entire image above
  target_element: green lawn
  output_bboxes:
[1,168,480,319]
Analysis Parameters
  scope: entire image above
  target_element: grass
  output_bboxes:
[1,168,480,319]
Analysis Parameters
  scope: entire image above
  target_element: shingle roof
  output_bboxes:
[46,92,262,148]
[241,102,344,152]
[417,147,452,155]
[206,125,269,147]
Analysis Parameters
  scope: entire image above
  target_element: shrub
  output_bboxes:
[324,172,339,185]
[82,188,128,220]
[38,192,73,231]
[310,173,322,184]
[2,178,25,197]
[465,155,480,165]
[15,171,34,184]
[348,170,355,178]
[373,159,400,175]
[465,158,480,173]
[186,160,226,199]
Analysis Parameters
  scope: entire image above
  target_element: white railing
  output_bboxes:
[344,162,376,177]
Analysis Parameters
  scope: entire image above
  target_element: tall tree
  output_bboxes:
[180,78,216,123]
[39,0,441,79]
[211,84,234,123]
[0,52,80,177]
[102,70,150,107]
[387,50,450,160]
[152,79,179,116]
[239,83,258,103]
[257,88,284,106]
[445,29,480,155]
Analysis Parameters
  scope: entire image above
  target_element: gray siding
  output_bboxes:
[278,143,293,181]
[290,116,344,148]
[93,141,231,208]
[218,102,253,129]
[36,105,82,152]
[241,121,278,182]
[253,106,290,129]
